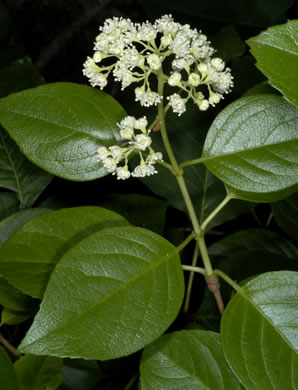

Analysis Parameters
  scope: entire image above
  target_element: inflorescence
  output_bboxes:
[97,116,163,180]
[83,14,233,179]
[83,14,233,114]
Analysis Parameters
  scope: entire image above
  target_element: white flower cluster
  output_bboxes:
[83,14,233,113]
[97,116,163,180]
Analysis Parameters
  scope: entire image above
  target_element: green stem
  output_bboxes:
[180,156,204,169]
[183,242,200,312]
[176,232,197,252]
[214,269,240,292]
[200,168,209,223]
[123,373,138,390]
[182,264,206,276]
[201,193,232,231]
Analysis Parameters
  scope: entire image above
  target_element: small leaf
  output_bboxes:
[0,276,34,311]
[59,359,104,390]
[0,207,50,247]
[202,95,298,202]
[140,329,242,389]
[247,21,298,108]
[221,271,298,390]
[272,192,298,241]
[0,206,129,298]
[19,226,184,360]
[211,25,246,62]
[0,127,52,207]
[0,191,18,220]
[0,82,126,180]
[101,193,167,234]
[1,307,34,325]
[0,345,17,390]
[208,228,297,259]
[14,354,63,390]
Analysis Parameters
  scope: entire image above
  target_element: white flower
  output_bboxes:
[133,134,152,151]
[103,157,117,172]
[97,146,109,161]
[134,117,148,130]
[188,72,200,87]
[113,64,133,90]
[167,93,186,116]
[147,53,162,70]
[209,93,221,106]
[168,72,181,86]
[137,22,157,41]
[212,70,234,94]
[197,99,209,111]
[132,160,157,177]
[109,145,123,162]
[115,165,131,180]
[211,57,225,71]
[146,152,163,164]
[135,88,162,107]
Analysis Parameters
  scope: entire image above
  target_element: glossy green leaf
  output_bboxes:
[101,193,167,234]
[14,354,63,390]
[0,345,17,390]
[59,359,104,390]
[202,95,298,202]
[140,329,242,389]
[1,307,34,325]
[247,21,298,108]
[19,226,184,360]
[0,57,44,98]
[0,82,126,180]
[0,207,50,247]
[272,192,298,241]
[0,127,52,207]
[0,206,129,298]
[0,192,18,220]
[221,271,298,390]
[208,228,297,259]
[0,276,34,311]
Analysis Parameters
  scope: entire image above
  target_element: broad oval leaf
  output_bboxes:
[0,345,17,390]
[0,206,129,298]
[0,276,34,311]
[0,207,50,247]
[221,271,298,390]
[0,127,52,207]
[60,359,104,390]
[0,82,126,180]
[19,226,184,360]
[247,21,298,108]
[1,307,34,325]
[202,95,298,202]
[0,191,18,220]
[140,329,242,389]
[14,354,62,390]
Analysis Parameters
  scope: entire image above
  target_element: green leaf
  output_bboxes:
[243,81,279,97]
[272,192,298,241]
[101,193,167,234]
[59,359,104,390]
[221,271,298,390]
[0,57,44,98]
[247,21,298,108]
[202,95,298,202]
[0,276,34,311]
[0,82,126,180]
[0,345,17,390]
[0,192,18,220]
[14,354,63,390]
[1,307,34,325]
[19,226,184,360]
[0,206,129,298]
[140,329,242,389]
[208,228,297,259]
[0,127,52,207]
[0,207,50,247]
